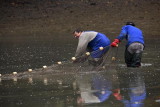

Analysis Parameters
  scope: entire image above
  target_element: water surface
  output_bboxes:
[0,37,160,107]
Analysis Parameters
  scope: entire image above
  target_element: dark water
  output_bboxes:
[0,37,160,107]
[0,36,77,74]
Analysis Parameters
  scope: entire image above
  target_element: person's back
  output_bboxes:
[117,25,144,46]
[87,31,110,51]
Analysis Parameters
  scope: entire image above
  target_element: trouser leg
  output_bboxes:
[88,57,103,66]
[131,53,142,67]
[125,48,133,67]
[89,46,110,66]
[125,51,142,67]
[125,43,144,67]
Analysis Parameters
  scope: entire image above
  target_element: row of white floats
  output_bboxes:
[0,77,69,86]
[0,77,77,89]
[0,47,116,77]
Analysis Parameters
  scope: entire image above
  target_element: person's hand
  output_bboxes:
[111,39,120,47]
[111,42,118,47]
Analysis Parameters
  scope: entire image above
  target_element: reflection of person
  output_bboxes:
[76,73,112,104]
[91,73,113,102]
[111,22,145,67]
[120,85,146,107]
[72,29,110,66]
[76,72,120,105]
[117,68,146,107]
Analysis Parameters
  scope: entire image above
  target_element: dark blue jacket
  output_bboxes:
[88,32,110,58]
[88,32,110,51]
[116,25,144,46]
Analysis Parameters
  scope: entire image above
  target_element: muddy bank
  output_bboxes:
[0,0,160,43]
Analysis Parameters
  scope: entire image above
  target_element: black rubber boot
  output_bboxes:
[131,53,142,67]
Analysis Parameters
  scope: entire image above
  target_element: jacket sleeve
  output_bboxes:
[116,26,127,41]
[75,35,90,57]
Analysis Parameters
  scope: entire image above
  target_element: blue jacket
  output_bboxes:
[88,32,110,58]
[75,31,110,58]
[116,25,144,47]
[88,32,110,51]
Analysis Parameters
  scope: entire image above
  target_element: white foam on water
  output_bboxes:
[141,63,152,67]
[118,63,152,67]
[155,99,160,103]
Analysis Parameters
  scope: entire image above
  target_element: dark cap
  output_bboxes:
[126,22,135,26]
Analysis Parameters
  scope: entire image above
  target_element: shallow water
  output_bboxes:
[0,37,160,107]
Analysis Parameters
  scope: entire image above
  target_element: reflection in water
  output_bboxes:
[0,33,159,107]
[118,68,146,107]
[76,68,146,107]
[0,73,78,107]
[76,69,120,105]
[28,77,33,84]
[0,64,159,107]
[43,78,48,85]
[13,77,17,82]
[0,37,160,106]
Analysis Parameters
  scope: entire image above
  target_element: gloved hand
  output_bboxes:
[112,89,122,100]
[111,39,120,47]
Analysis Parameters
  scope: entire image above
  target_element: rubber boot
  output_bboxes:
[131,53,142,67]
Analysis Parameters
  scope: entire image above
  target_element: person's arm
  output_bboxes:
[75,32,96,57]
[111,26,127,47]
[75,35,89,57]
[73,32,97,63]
[116,26,127,41]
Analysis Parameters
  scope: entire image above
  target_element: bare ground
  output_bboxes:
[0,0,160,44]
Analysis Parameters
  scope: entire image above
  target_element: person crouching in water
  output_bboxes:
[111,22,145,67]
[72,29,110,66]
